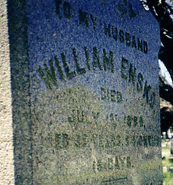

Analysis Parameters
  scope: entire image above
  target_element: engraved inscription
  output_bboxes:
[53,133,122,149]
[29,0,162,184]
[38,47,115,89]
[124,115,144,128]
[38,49,155,109]
[68,109,100,124]
[101,88,122,103]
[93,156,133,173]
[104,23,148,54]
[121,57,156,107]
[54,0,148,54]
[39,132,160,149]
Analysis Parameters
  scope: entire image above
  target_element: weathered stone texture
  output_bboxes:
[0,0,163,184]
[0,0,14,184]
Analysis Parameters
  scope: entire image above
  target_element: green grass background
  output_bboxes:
[162,140,173,185]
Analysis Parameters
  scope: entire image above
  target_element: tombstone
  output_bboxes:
[168,140,173,163]
[1,0,162,184]
[168,138,173,163]
[171,140,173,154]
[163,132,166,142]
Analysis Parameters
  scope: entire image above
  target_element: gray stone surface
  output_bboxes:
[0,1,14,184]
[3,0,162,184]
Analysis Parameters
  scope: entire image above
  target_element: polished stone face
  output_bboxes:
[25,0,162,184]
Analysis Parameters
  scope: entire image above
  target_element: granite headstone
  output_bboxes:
[5,0,162,184]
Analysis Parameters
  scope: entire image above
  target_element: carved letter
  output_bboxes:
[93,47,102,71]
[104,22,111,37]
[103,49,114,73]
[61,53,76,79]
[79,9,89,27]
[121,57,128,80]
[129,63,136,86]
[37,59,58,89]
[90,14,97,31]
[63,2,71,19]
[73,48,86,75]
[55,0,62,15]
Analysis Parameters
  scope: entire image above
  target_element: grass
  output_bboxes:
[162,140,173,185]
[163,172,173,185]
